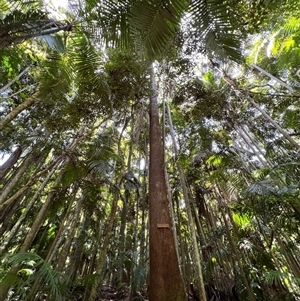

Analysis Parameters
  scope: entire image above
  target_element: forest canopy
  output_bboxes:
[1,0,300,301]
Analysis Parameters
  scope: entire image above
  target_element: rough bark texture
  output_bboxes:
[149,66,186,301]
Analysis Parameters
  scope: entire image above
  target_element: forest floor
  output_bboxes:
[70,285,148,301]
[71,284,233,301]
[97,285,147,301]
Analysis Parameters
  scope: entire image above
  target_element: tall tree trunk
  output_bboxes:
[0,91,39,130]
[55,194,83,271]
[88,183,122,301]
[248,97,300,148]
[166,101,207,301]
[235,126,268,167]
[218,200,256,301]
[0,150,37,204]
[0,153,62,212]
[251,64,294,93]
[0,146,23,179]
[0,159,61,256]
[67,216,90,282]
[26,189,81,300]
[222,73,300,149]
[19,167,66,253]
[148,65,186,301]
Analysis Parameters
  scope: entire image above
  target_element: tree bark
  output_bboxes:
[251,64,294,93]
[0,150,36,204]
[88,185,122,301]
[0,160,60,256]
[0,146,23,179]
[166,101,207,301]
[0,91,39,130]
[148,65,186,301]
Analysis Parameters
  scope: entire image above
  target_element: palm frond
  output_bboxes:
[36,35,66,53]
[245,179,280,196]
[84,0,132,49]
[39,51,73,99]
[1,252,67,300]
[189,0,242,62]
[0,0,42,15]
[69,33,109,97]
[130,0,188,59]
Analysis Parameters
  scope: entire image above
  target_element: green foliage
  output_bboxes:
[189,0,242,62]
[85,0,243,61]
[2,0,300,300]
[105,49,149,110]
[0,252,67,300]
[130,0,188,59]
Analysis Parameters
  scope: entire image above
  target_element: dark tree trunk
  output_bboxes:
[149,65,186,301]
[0,146,23,179]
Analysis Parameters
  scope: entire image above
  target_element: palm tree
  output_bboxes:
[2,1,300,301]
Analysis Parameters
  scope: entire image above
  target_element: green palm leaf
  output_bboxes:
[84,0,242,61]
[85,0,132,49]
[130,0,188,58]
[190,0,242,62]
[1,252,67,300]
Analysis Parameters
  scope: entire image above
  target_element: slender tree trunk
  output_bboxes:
[19,168,66,253]
[0,160,61,256]
[117,199,128,283]
[55,195,84,271]
[248,97,300,148]
[235,126,268,167]
[222,73,300,149]
[130,193,140,297]
[251,64,294,93]
[0,91,39,130]
[219,207,256,301]
[68,216,90,282]
[0,146,23,179]
[27,190,81,300]
[0,22,72,49]
[0,160,69,301]
[0,195,22,235]
[0,154,62,212]
[166,101,207,301]
[148,65,186,301]
[88,185,122,301]
[0,65,33,94]
[174,192,187,286]
[0,150,36,204]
